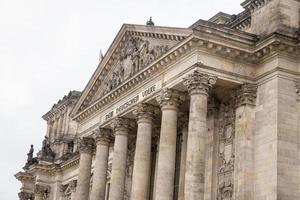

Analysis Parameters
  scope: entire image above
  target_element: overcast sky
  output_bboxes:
[0,0,243,199]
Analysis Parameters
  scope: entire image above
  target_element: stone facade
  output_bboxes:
[15,0,300,199]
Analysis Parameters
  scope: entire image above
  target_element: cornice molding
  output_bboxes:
[71,25,191,119]
[72,30,299,123]
[15,171,35,182]
[43,91,80,121]
[241,0,273,12]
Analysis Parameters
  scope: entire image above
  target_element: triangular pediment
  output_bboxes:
[71,24,192,118]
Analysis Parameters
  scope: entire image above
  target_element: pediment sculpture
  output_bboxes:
[101,35,169,97]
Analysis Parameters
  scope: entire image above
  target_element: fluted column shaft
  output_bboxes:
[90,128,113,200]
[155,89,185,200]
[131,104,157,200]
[109,117,132,200]
[183,71,217,200]
[75,137,94,200]
[234,84,257,199]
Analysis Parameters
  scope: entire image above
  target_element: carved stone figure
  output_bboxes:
[40,136,55,162]
[101,35,169,96]
[27,145,34,162]
[24,145,38,169]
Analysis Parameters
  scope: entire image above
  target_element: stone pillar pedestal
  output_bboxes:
[234,84,257,199]
[75,137,94,200]
[154,88,185,200]
[109,117,132,200]
[131,103,157,200]
[183,71,217,200]
[90,128,113,200]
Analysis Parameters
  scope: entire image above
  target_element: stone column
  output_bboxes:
[233,84,257,199]
[90,128,113,200]
[183,70,217,200]
[178,113,189,200]
[75,137,94,200]
[131,103,157,200]
[109,117,132,200]
[155,88,185,200]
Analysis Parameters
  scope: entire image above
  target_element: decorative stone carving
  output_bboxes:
[156,88,186,109]
[111,117,135,134]
[95,128,113,146]
[77,137,95,154]
[59,180,77,200]
[24,145,38,169]
[133,103,159,122]
[183,70,217,95]
[34,184,50,199]
[102,35,169,96]
[40,136,55,162]
[216,98,236,200]
[124,141,136,200]
[69,180,77,192]
[18,191,33,200]
[235,83,257,107]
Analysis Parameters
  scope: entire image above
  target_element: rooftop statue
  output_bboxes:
[40,136,55,162]
[24,144,37,169]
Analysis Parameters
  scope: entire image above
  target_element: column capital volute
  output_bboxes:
[94,128,113,146]
[156,88,186,110]
[77,137,95,154]
[235,83,257,107]
[183,70,217,96]
[111,117,134,135]
[133,103,159,123]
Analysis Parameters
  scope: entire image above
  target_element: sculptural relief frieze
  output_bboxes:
[98,35,169,99]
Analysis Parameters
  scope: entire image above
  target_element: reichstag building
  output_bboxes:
[15,0,300,199]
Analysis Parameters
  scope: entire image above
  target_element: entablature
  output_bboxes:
[71,22,300,124]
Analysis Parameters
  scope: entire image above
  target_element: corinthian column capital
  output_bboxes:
[183,70,217,95]
[133,103,159,123]
[95,128,113,146]
[156,88,186,110]
[111,117,134,134]
[77,137,95,154]
[235,83,257,107]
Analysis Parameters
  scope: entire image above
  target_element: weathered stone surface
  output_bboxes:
[15,1,300,200]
